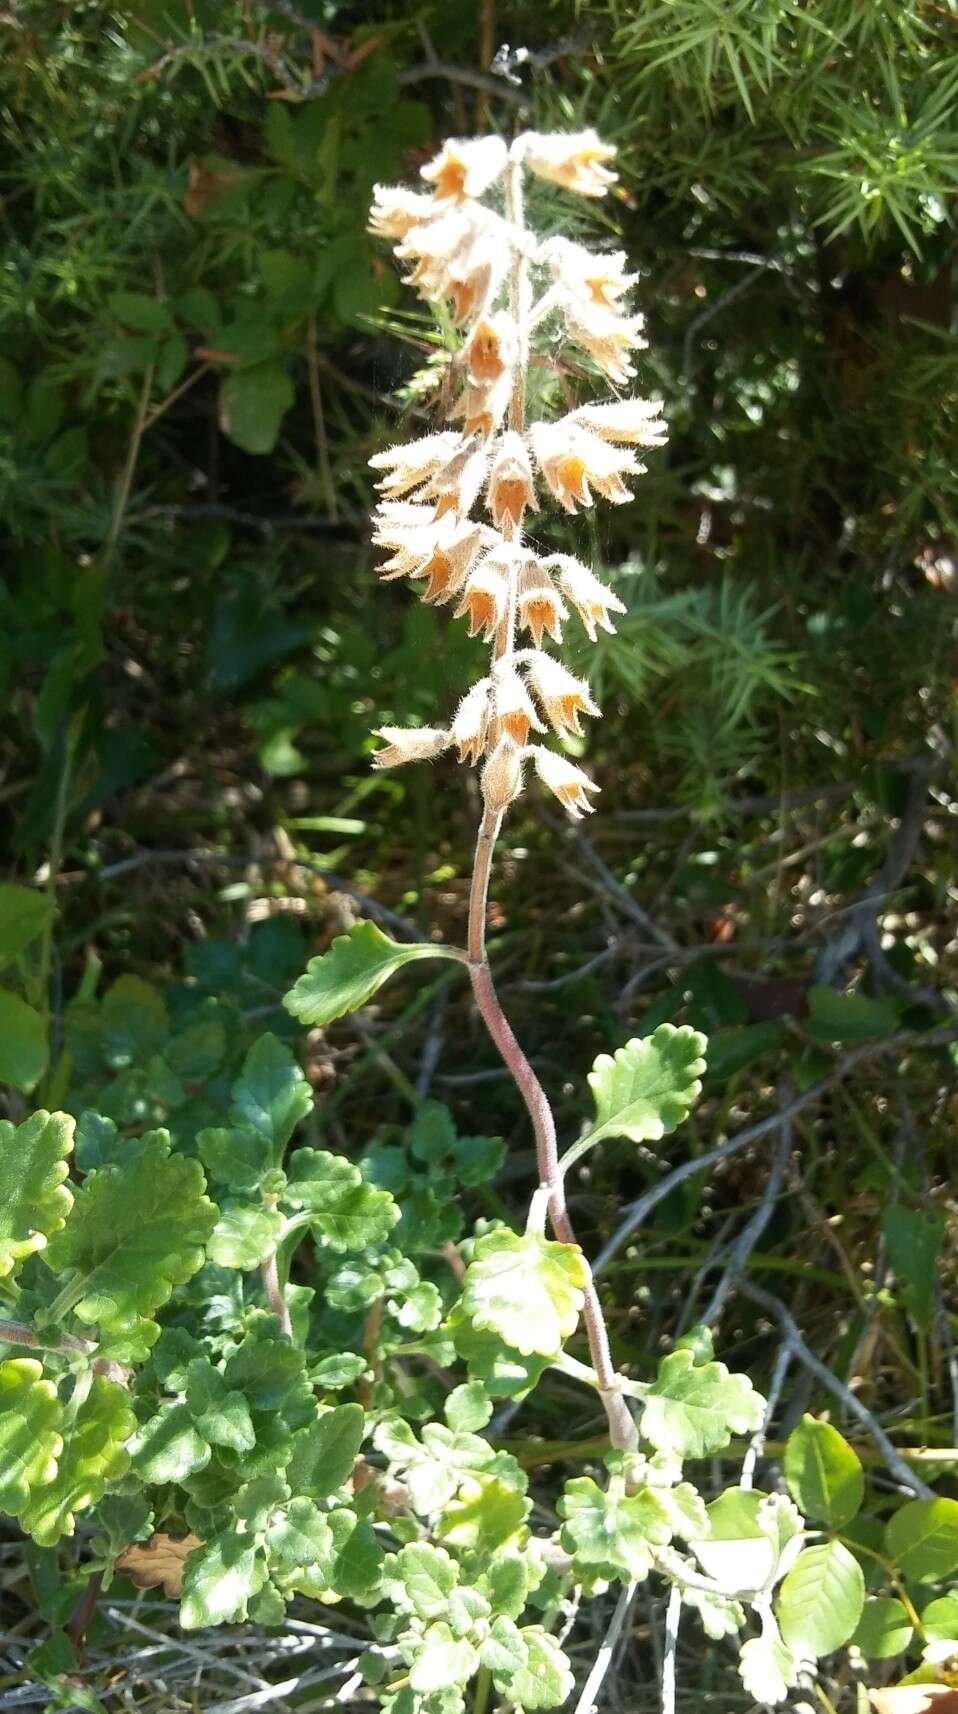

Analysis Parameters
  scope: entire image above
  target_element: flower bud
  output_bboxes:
[450,678,493,764]
[481,735,524,814]
[517,558,567,647]
[531,746,599,819]
[487,431,536,531]
[372,727,449,769]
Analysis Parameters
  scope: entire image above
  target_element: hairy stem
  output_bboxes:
[261,1253,293,1339]
[463,149,636,1451]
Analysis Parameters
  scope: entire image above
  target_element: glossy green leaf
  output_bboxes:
[0,1110,74,1277]
[920,1594,958,1645]
[44,1133,217,1333]
[207,1203,285,1270]
[461,1230,588,1358]
[286,1148,400,1251]
[20,1378,134,1546]
[0,1359,63,1516]
[229,1034,312,1152]
[267,1497,333,1576]
[885,1498,958,1583]
[284,921,461,1028]
[777,1540,865,1656]
[180,1534,266,1629]
[784,1414,864,1528]
[287,1404,364,1498]
[185,1359,255,1453]
[852,1596,914,1659]
[584,1024,707,1147]
[642,1349,764,1456]
[130,1403,211,1484]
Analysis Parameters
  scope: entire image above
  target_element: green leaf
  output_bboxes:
[44,1133,217,1333]
[286,1148,400,1251]
[0,884,53,968]
[481,1615,528,1683]
[689,1488,779,1594]
[229,1034,312,1153]
[407,1101,457,1164]
[19,1378,134,1546]
[807,985,900,1043]
[739,1629,797,1705]
[325,1506,383,1598]
[921,1594,958,1645]
[0,988,49,1090]
[180,1534,266,1629]
[558,1477,671,1581]
[777,1541,865,1656]
[130,1403,211,1484]
[0,1111,74,1277]
[218,359,294,456]
[881,1205,946,1331]
[852,1596,914,1659]
[642,1349,764,1457]
[223,1328,305,1409]
[438,1474,529,1553]
[186,1359,255,1453]
[885,1498,958,1583]
[461,1230,588,1357]
[207,1203,285,1270]
[108,290,172,333]
[584,1024,707,1147]
[453,1132,506,1186]
[444,1382,493,1436]
[284,921,461,1028]
[287,1404,364,1498]
[197,1126,273,1194]
[0,1359,63,1516]
[410,1624,479,1694]
[394,1543,458,1620]
[268,1497,333,1576]
[503,1630,574,1710]
[784,1415,864,1528]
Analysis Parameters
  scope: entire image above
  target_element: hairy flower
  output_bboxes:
[525,653,601,736]
[463,314,515,383]
[372,726,449,769]
[450,678,493,763]
[454,561,508,641]
[425,442,489,518]
[521,130,617,198]
[491,661,546,746]
[531,421,640,513]
[564,301,647,385]
[531,746,600,818]
[481,734,524,814]
[540,236,638,308]
[368,184,438,240]
[548,555,627,641]
[487,432,536,530]
[451,370,513,439]
[518,558,567,647]
[369,432,462,499]
[421,135,508,202]
[570,397,668,447]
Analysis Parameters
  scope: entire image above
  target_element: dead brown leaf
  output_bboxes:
[116,1532,202,1598]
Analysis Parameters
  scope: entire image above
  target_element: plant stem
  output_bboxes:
[0,1318,96,1357]
[464,148,636,1452]
[261,1252,293,1339]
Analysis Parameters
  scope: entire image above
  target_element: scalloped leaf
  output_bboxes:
[44,1132,217,1333]
[229,1034,312,1153]
[461,1230,588,1358]
[19,1377,135,1546]
[180,1533,267,1629]
[286,1148,399,1251]
[284,921,460,1028]
[558,1476,671,1582]
[585,1024,707,1146]
[0,1358,63,1517]
[0,1110,74,1277]
[207,1203,285,1270]
[642,1349,764,1457]
[287,1403,365,1499]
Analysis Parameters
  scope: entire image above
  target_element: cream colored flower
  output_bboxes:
[525,652,600,736]
[520,130,617,198]
[370,431,461,499]
[454,561,508,641]
[424,441,489,518]
[446,230,508,325]
[564,301,647,385]
[450,678,493,763]
[531,420,640,513]
[368,184,438,240]
[487,432,536,530]
[372,726,449,768]
[481,735,524,814]
[422,135,508,202]
[396,209,480,303]
[517,557,567,647]
[547,555,627,641]
[531,746,599,819]
[463,314,515,384]
[570,397,668,448]
[451,369,512,440]
[418,523,488,604]
[540,236,637,308]
[491,661,547,746]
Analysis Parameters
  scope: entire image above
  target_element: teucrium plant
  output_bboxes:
[2,126,953,1712]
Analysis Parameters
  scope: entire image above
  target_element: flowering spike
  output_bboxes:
[365,125,666,820]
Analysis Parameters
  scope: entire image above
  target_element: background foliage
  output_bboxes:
[1,1,956,1710]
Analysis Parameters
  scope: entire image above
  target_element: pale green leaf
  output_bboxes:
[287,1404,364,1498]
[784,1414,864,1528]
[44,1133,217,1333]
[853,1596,914,1660]
[739,1628,797,1706]
[505,1630,574,1710]
[395,1543,459,1620]
[444,1382,493,1436]
[777,1540,865,1656]
[286,1147,399,1251]
[208,1203,285,1270]
[180,1534,266,1629]
[284,921,460,1028]
[558,1476,671,1581]
[885,1498,958,1583]
[197,1126,273,1194]
[642,1349,764,1457]
[409,1623,479,1694]
[921,1594,958,1645]
[186,1359,255,1453]
[19,1377,134,1546]
[267,1497,333,1576]
[461,1230,588,1358]
[0,1110,74,1277]
[481,1615,528,1683]
[131,1402,211,1484]
[585,1024,707,1147]
[0,1358,63,1516]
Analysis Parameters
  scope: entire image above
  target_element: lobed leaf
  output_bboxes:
[284,920,461,1028]
[642,1349,764,1457]
[0,1110,74,1278]
[585,1024,707,1147]
[20,1377,135,1546]
[461,1230,588,1358]
[0,1358,63,1517]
